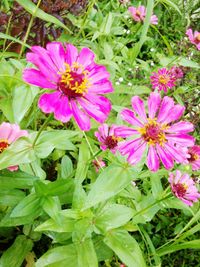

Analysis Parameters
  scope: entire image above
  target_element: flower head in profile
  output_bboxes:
[0,122,28,171]
[170,66,184,80]
[187,145,200,171]
[23,42,113,131]
[95,124,120,154]
[92,158,106,172]
[128,6,158,25]
[186,29,200,50]
[115,92,195,172]
[169,170,200,206]
[150,68,176,92]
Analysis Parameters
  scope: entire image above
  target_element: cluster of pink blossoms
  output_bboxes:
[128,5,158,25]
[186,29,200,50]
[10,41,197,207]
[150,66,183,92]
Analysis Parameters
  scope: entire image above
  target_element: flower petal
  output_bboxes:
[157,96,174,123]
[127,142,146,165]
[71,100,90,131]
[77,47,95,69]
[46,42,66,71]
[131,96,147,122]
[23,69,57,89]
[38,92,60,113]
[148,92,161,119]
[147,145,160,172]
[156,144,174,170]
[121,108,143,127]
[65,44,78,66]
[119,138,143,156]
[89,80,113,94]
[114,126,138,138]
[166,134,195,147]
[166,121,194,134]
[163,104,185,124]
[54,97,72,123]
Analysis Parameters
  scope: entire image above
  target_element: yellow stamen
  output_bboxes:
[158,75,170,85]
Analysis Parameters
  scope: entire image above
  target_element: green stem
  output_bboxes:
[132,193,172,218]
[32,114,53,147]
[18,0,42,59]
[82,131,104,171]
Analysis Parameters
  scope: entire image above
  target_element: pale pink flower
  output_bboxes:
[0,122,28,171]
[23,42,113,131]
[186,29,200,50]
[187,145,200,171]
[92,158,106,172]
[150,68,176,92]
[169,170,200,206]
[170,66,184,80]
[115,92,195,172]
[128,6,158,25]
[95,124,120,154]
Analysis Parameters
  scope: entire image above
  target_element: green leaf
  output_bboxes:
[104,229,146,267]
[150,173,163,199]
[34,130,78,158]
[42,196,61,222]
[82,164,134,210]
[60,155,73,178]
[16,0,72,33]
[95,204,133,232]
[75,238,98,267]
[0,235,33,267]
[12,84,39,123]
[157,240,200,256]
[0,170,39,189]
[179,57,200,69]
[0,33,31,48]
[10,193,42,218]
[159,0,182,15]
[0,189,25,206]
[75,140,90,183]
[35,244,78,267]
[93,235,113,261]
[0,137,36,171]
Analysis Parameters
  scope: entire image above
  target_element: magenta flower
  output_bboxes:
[92,158,106,172]
[187,145,200,171]
[150,68,176,92]
[0,122,28,171]
[128,6,158,25]
[23,42,113,131]
[186,29,200,50]
[169,66,184,80]
[95,124,120,154]
[115,92,195,172]
[169,170,200,206]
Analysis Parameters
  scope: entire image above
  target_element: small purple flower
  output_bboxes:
[186,29,200,50]
[187,145,200,171]
[92,158,106,172]
[150,68,176,92]
[95,124,120,154]
[169,170,200,206]
[128,6,158,25]
[170,66,184,80]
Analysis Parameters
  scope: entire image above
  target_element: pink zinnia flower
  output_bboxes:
[186,29,200,50]
[187,145,200,171]
[170,66,184,80]
[169,170,200,206]
[92,158,106,172]
[128,6,158,25]
[115,92,195,172]
[0,122,28,171]
[150,68,176,92]
[23,42,113,131]
[95,124,120,154]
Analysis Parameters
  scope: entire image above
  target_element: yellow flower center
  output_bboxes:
[196,33,200,42]
[138,118,167,146]
[136,10,141,16]
[158,74,170,85]
[58,62,90,98]
[0,139,9,153]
